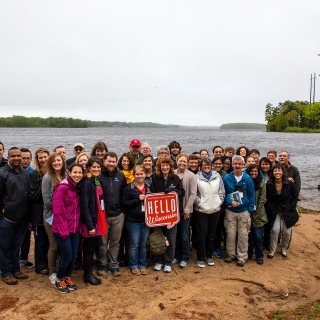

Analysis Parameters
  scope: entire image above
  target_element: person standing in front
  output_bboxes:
[223,155,255,267]
[52,163,83,293]
[0,147,30,285]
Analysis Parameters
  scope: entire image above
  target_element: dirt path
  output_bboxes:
[1,213,319,320]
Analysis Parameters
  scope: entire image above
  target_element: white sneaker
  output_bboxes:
[197,260,206,268]
[163,265,172,273]
[153,263,163,271]
[49,273,57,285]
[207,258,215,266]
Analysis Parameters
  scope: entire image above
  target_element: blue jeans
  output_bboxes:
[248,226,264,260]
[0,217,28,277]
[175,215,191,261]
[126,221,150,269]
[54,232,79,280]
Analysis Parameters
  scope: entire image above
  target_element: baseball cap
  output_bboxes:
[129,139,141,147]
[74,143,84,149]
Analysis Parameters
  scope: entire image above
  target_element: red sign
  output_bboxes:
[144,192,180,229]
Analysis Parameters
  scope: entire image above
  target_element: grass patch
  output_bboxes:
[273,301,320,319]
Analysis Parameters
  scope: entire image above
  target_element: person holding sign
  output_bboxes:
[193,158,225,268]
[123,165,150,275]
[150,156,185,273]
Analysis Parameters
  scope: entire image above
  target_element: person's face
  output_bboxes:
[74,146,84,156]
[239,148,247,157]
[177,156,188,171]
[69,166,83,184]
[52,155,63,172]
[161,163,170,176]
[8,149,22,169]
[121,156,130,170]
[250,152,259,162]
[142,157,153,170]
[88,162,101,178]
[225,150,234,157]
[260,161,270,173]
[273,167,283,179]
[55,147,66,161]
[141,144,151,155]
[158,149,169,158]
[223,159,231,172]
[37,152,49,168]
[246,157,255,167]
[233,159,243,174]
[278,152,289,165]
[212,160,223,172]
[21,151,32,169]
[189,159,199,171]
[104,156,117,173]
[249,168,259,179]
[78,155,88,169]
[0,144,4,158]
[201,162,211,174]
[267,153,277,163]
[130,145,141,156]
[200,150,208,158]
[134,169,146,183]
[170,146,180,156]
[213,148,223,158]
[95,148,106,159]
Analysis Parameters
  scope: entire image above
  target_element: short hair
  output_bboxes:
[212,145,224,153]
[53,145,65,152]
[259,157,272,167]
[157,145,169,156]
[236,146,249,157]
[249,149,260,156]
[103,151,118,161]
[199,157,212,168]
[20,148,32,155]
[176,153,189,163]
[8,147,20,156]
[0,141,4,149]
[68,162,84,175]
[86,156,102,170]
[232,155,245,164]
[142,154,153,162]
[211,156,222,164]
[91,141,108,156]
[189,154,200,161]
[224,146,235,154]
[168,141,181,153]
[247,164,259,174]
[118,152,135,171]
[199,149,209,156]
[133,165,146,175]
[155,156,175,177]
[267,150,277,157]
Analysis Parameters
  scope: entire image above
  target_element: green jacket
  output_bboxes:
[252,180,268,227]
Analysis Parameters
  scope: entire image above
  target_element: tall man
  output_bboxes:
[98,152,127,276]
[0,147,30,285]
[223,155,255,267]
[129,139,143,164]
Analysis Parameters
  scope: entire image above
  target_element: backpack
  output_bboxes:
[149,227,167,256]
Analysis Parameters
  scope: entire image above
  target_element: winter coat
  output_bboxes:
[29,170,45,225]
[251,180,268,228]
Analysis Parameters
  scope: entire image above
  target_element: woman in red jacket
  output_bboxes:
[52,163,83,293]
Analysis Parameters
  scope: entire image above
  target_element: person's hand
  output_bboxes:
[89,229,96,236]
[231,201,239,207]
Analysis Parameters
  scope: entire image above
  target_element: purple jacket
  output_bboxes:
[52,176,80,239]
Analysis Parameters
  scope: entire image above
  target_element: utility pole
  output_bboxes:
[310,74,313,104]
[313,73,316,104]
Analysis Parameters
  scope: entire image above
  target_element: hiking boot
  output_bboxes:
[225,256,236,264]
[108,267,121,277]
[131,268,141,276]
[65,277,77,291]
[55,279,69,294]
[13,271,29,279]
[2,275,18,285]
[20,260,34,269]
[83,273,102,285]
[140,268,148,275]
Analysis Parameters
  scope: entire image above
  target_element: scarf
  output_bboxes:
[201,170,213,181]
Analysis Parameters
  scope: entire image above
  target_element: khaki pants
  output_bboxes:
[225,209,251,263]
[44,221,57,275]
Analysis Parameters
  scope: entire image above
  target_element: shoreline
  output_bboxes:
[297,205,320,215]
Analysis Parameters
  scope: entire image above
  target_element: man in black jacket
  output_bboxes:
[0,147,30,285]
[98,152,127,277]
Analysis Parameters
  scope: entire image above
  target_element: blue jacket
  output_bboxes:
[223,172,255,214]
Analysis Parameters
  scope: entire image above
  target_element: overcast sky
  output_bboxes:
[0,1,319,126]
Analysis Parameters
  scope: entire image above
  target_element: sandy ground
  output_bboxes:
[1,212,320,320]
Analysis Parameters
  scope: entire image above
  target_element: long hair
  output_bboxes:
[33,147,50,176]
[155,156,175,177]
[47,152,66,188]
[90,141,108,156]
[118,152,135,171]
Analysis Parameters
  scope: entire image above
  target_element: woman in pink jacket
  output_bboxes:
[52,163,83,294]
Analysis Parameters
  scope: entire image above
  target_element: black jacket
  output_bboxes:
[29,170,45,225]
[0,164,30,223]
[100,168,127,217]
[123,182,150,223]
[266,178,299,229]
[150,174,185,213]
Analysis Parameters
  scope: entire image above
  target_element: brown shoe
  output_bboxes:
[2,275,18,285]
[131,268,141,276]
[140,268,148,275]
[13,271,29,279]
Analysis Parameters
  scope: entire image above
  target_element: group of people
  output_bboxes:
[0,139,301,293]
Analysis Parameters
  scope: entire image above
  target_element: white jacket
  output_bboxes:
[194,170,225,214]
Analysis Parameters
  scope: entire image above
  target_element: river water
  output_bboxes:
[1,127,319,210]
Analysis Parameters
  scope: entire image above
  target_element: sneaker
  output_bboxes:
[197,260,205,268]
[163,265,172,273]
[237,260,245,267]
[13,271,29,279]
[131,268,141,276]
[179,260,187,268]
[2,275,18,285]
[20,260,34,269]
[97,265,107,276]
[49,273,57,285]
[38,268,49,275]
[225,256,236,264]
[207,258,215,266]
[55,279,69,294]
[213,248,223,259]
[65,277,77,291]
[257,259,264,265]
[172,258,179,264]
[111,268,121,277]
[153,263,163,271]
[140,268,148,275]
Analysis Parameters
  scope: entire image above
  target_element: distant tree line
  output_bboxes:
[265,101,320,132]
[220,123,265,130]
[0,116,180,128]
